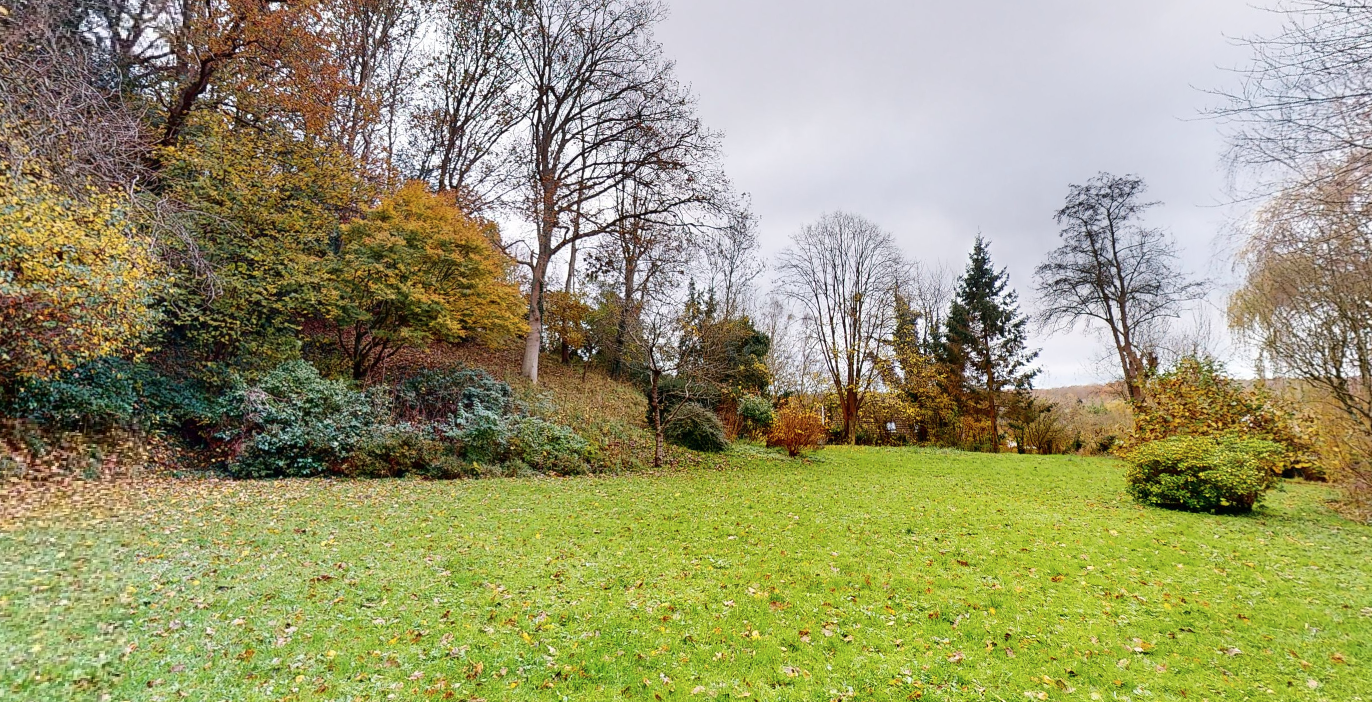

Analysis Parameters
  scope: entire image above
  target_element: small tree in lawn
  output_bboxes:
[627,295,725,466]
[942,236,1039,452]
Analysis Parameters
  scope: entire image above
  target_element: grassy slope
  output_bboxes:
[2,448,1369,701]
[414,345,650,430]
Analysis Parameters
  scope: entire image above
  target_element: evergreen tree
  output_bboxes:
[886,292,957,444]
[942,236,1039,452]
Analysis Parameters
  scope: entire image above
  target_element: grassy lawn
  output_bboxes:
[2,447,1369,701]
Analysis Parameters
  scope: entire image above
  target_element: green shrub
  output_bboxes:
[664,403,728,453]
[4,358,217,431]
[223,360,389,478]
[510,417,592,474]
[438,408,511,465]
[395,367,515,420]
[1123,435,1288,513]
[1096,434,1118,454]
[217,361,600,480]
[409,453,475,480]
[345,424,458,479]
[736,395,774,438]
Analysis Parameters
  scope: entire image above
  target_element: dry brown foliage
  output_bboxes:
[766,402,827,458]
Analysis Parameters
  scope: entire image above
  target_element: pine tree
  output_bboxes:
[942,236,1039,452]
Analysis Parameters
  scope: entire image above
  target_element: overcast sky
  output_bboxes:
[655,0,1285,387]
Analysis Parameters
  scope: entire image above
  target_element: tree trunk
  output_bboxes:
[611,259,638,379]
[522,253,549,384]
[650,369,664,468]
[987,364,999,453]
[842,387,859,444]
[561,240,577,365]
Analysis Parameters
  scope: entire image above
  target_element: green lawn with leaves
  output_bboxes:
[3,447,1370,701]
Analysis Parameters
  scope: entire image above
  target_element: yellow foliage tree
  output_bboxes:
[0,172,159,389]
[156,118,372,376]
[330,181,524,380]
[1126,356,1319,477]
[543,290,592,364]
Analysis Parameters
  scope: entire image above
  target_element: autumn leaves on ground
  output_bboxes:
[3,450,1369,702]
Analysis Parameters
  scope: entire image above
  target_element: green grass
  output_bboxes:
[3,447,1370,701]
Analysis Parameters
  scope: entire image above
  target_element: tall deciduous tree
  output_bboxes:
[0,0,150,192]
[320,0,425,177]
[778,212,905,444]
[699,201,763,321]
[589,181,701,378]
[943,236,1038,452]
[1035,173,1203,402]
[408,0,521,207]
[69,0,351,156]
[502,0,722,384]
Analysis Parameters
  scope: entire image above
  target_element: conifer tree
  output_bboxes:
[942,236,1039,452]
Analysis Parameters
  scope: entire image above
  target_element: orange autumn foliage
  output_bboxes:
[767,402,827,457]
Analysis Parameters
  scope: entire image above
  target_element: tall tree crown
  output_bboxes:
[944,236,1038,393]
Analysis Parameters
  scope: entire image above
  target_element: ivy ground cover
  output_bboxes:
[2,447,1369,701]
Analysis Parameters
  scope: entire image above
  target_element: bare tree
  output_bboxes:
[777,212,906,444]
[625,293,723,467]
[1216,0,1372,187]
[501,0,723,384]
[1035,173,1204,402]
[901,261,955,352]
[757,293,828,398]
[0,0,150,191]
[698,198,763,320]
[407,0,521,207]
[589,181,699,378]
[321,0,426,178]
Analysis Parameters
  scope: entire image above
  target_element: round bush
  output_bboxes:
[438,408,511,466]
[1122,435,1288,513]
[766,404,827,457]
[395,367,515,420]
[736,394,774,437]
[664,403,728,453]
[346,424,456,479]
[223,360,390,478]
[510,417,592,474]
